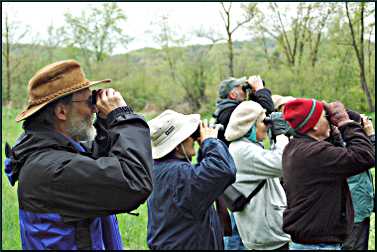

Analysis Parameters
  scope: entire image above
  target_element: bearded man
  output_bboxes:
[4,60,153,250]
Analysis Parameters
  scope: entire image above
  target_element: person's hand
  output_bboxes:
[96,88,127,118]
[246,75,264,92]
[270,112,291,136]
[361,114,374,136]
[199,119,219,144]
[327,101,352,128]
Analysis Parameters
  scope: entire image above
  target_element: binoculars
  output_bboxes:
[263,116,273,126]
[241,80,265,93]
[91,89,102,106]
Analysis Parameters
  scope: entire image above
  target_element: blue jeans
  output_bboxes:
[224,213,245,250]
[289,242,342,250]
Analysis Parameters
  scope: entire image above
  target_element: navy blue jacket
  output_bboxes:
[147,138,237,250]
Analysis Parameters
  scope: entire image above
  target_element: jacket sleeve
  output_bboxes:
[234,135,289,179]
[251,88,274,115]
[174,138,236,219]
[313,122,375,178]
[49,107,153,221]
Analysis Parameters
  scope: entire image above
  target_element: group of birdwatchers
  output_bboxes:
[4,59,375,250]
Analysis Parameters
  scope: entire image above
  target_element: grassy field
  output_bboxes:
[2,107,375,249]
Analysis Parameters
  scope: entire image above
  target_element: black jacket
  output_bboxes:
[282,122,375,244]
[11,106,153,223]
[214,88,274,146]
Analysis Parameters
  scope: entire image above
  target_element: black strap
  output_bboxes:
[245,180,266,203]
[75,219,92,250]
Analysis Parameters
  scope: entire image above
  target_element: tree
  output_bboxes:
[219,2,257,76]
[2,11,30,106]
[151,14,185,85]
[345,2,374,112]
[44,24,67,62]
[306,3,334,68]
[178,28,223,111]
[63,3,131,73]
[151,15,221,112]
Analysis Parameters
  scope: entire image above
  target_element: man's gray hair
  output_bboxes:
[23,94,73,130]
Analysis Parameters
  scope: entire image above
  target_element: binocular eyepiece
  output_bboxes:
[241,80,265,93]
[91,89,102,106]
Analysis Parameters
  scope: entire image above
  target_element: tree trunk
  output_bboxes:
[227,34,234,76]
[5,16,12,105]
[345,2,374,112]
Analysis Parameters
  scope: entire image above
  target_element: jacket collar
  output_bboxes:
[213,99,240,118]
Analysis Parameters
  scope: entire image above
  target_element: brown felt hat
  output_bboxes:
[16,59,111,122]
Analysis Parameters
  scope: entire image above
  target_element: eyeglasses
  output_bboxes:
[71,90,99,107]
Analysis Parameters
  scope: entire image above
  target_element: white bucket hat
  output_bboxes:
[148,110,200,159]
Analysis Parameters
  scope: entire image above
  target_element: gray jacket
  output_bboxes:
[229,135,291,250]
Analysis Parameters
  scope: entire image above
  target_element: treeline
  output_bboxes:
[2,2,375,115]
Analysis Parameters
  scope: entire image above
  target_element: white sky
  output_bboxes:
[4,2,373,54]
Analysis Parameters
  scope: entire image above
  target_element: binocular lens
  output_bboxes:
[91,89,102,105]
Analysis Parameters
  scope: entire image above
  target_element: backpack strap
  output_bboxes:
[245,180,267,203]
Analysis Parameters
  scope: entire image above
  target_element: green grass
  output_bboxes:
[2,107,375,249]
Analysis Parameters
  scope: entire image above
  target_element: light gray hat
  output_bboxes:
[148,110,200,159]
[271,95,296,111]
[225,101,266,142]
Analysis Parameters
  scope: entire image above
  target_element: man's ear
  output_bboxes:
[54,103,70,121]
[228,90,236,100]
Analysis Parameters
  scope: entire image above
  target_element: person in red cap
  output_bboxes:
[281,98,375,250]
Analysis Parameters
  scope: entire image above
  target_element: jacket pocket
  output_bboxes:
[265,202,287,237]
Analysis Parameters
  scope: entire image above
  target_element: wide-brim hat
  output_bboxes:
[16,59,111,122]
[148,110,201,159]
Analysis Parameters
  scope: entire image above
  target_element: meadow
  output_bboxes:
[2,107,375,250]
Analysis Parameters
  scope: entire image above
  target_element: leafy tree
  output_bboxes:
[63,3,131,73]
[2,11,30,106]
[219,2,257,76]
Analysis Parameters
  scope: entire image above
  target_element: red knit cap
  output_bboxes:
[283,98,324,134]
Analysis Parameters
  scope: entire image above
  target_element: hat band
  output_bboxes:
[153,125,176,146]
[28,80,90,107]
[295,99,317,131]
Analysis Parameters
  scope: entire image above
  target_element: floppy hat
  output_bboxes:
[283,98,324,134]
[271,95,296,111]
[148,110,200,159]
[225,101,266,142]
[16,59,111,122]
[218,77,246,99]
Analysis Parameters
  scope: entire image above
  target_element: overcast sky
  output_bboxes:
[1,2,315,54]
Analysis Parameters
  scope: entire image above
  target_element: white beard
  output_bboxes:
[67,114,97,142]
